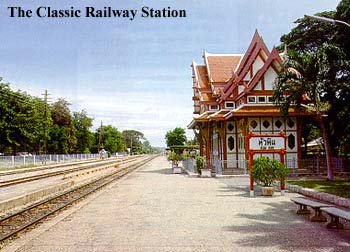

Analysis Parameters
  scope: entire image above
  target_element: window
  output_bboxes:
[250,120,258,129]
[228,136,235,151]
[247,96,256,103]
[225,102,235,109]
[262,120,270,129]
[227,123,234,132]
[267,96,274,103]
[257,96,266,103]
[275,119,283,129]
[210,105,218,110]
[288,134,296,149]
[287,119,295,128]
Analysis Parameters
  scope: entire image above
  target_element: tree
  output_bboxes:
[274,46,337,180]
[97,125,124,154]
[140,140,154,154]
[122,130,145,154]
[278,2,350,159]
[301,119,321,156]
[0,80,49,154]
[0,79,154,156]
[165,127,187,147]
[48,98,76,154]
[73,110,93,153]
[274,1,350,179]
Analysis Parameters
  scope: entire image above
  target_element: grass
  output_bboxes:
[288,180,350,198]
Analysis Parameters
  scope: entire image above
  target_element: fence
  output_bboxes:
[0,153,100,168]
[295,157,346,175]
[182,156,349,176]
[182,158,248,175]
[182,158,195,173]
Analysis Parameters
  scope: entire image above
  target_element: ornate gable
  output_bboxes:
[221,30,272,101]
[235,47,282,101]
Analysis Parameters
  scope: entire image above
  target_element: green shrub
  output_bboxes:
[252,156,289,187]
[168,151,183,167]
[195,155,206,174]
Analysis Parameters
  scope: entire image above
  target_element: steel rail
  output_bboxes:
[0,156,142,187]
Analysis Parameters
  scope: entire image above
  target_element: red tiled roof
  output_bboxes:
[207,55,242,82]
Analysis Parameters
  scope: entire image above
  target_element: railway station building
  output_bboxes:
[188,31,308,174]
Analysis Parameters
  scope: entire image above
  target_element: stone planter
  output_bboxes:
[261,186,274,196]
[201,169,211,178]
[173,166,182,174]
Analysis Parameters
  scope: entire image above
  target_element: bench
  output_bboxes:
[320,207,350,229]
[291,197,333,222]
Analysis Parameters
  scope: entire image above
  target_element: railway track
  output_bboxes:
[0,156,142,187]
[0,155,157,244]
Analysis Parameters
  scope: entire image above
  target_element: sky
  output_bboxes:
[0,0,340,147]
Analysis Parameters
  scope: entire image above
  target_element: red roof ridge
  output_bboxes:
[234,47,282,101]
[203,50,213,82]
[205,52,244,57]
[221,30,271,100]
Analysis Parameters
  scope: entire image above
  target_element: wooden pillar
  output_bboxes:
[199,139,204,156]
[195,129,204,157]
[206,121,211,165]
[245,131,254,196]
[280,150,286,194]
[297,117,303,170]
[198,122,209,161]
[243,118,250,163]
[217,121,227,170]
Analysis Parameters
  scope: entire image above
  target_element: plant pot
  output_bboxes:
[201,169,211,177]
[173,166,182,174]
[261,186,274,196]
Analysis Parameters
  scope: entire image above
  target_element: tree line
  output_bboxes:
[274,0,350,159]
[0,80,156,155]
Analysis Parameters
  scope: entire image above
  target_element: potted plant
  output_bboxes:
[251,156,289,196]
[196,155,211,177]
[168,151,183,174]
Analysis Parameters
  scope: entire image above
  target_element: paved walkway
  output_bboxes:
[3,156,350,252]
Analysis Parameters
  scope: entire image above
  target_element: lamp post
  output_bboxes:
[304,14,350,28]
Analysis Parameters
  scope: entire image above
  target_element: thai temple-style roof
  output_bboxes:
[189,30,308,128]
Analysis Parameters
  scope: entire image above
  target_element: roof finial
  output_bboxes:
[254,28,260,37]
[203,49,207,58]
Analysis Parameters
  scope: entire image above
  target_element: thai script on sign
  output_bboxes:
[249,136,284,150]
[258,137,275,148]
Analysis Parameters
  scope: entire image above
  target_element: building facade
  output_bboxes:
[188,31,307,174]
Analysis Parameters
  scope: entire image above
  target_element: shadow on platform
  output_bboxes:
[216,184,252,198]
[137,167,173,175]
[223,200,350,251]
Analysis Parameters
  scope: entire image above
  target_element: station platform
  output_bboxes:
[2,156,350,252]
[0,158,133,214]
